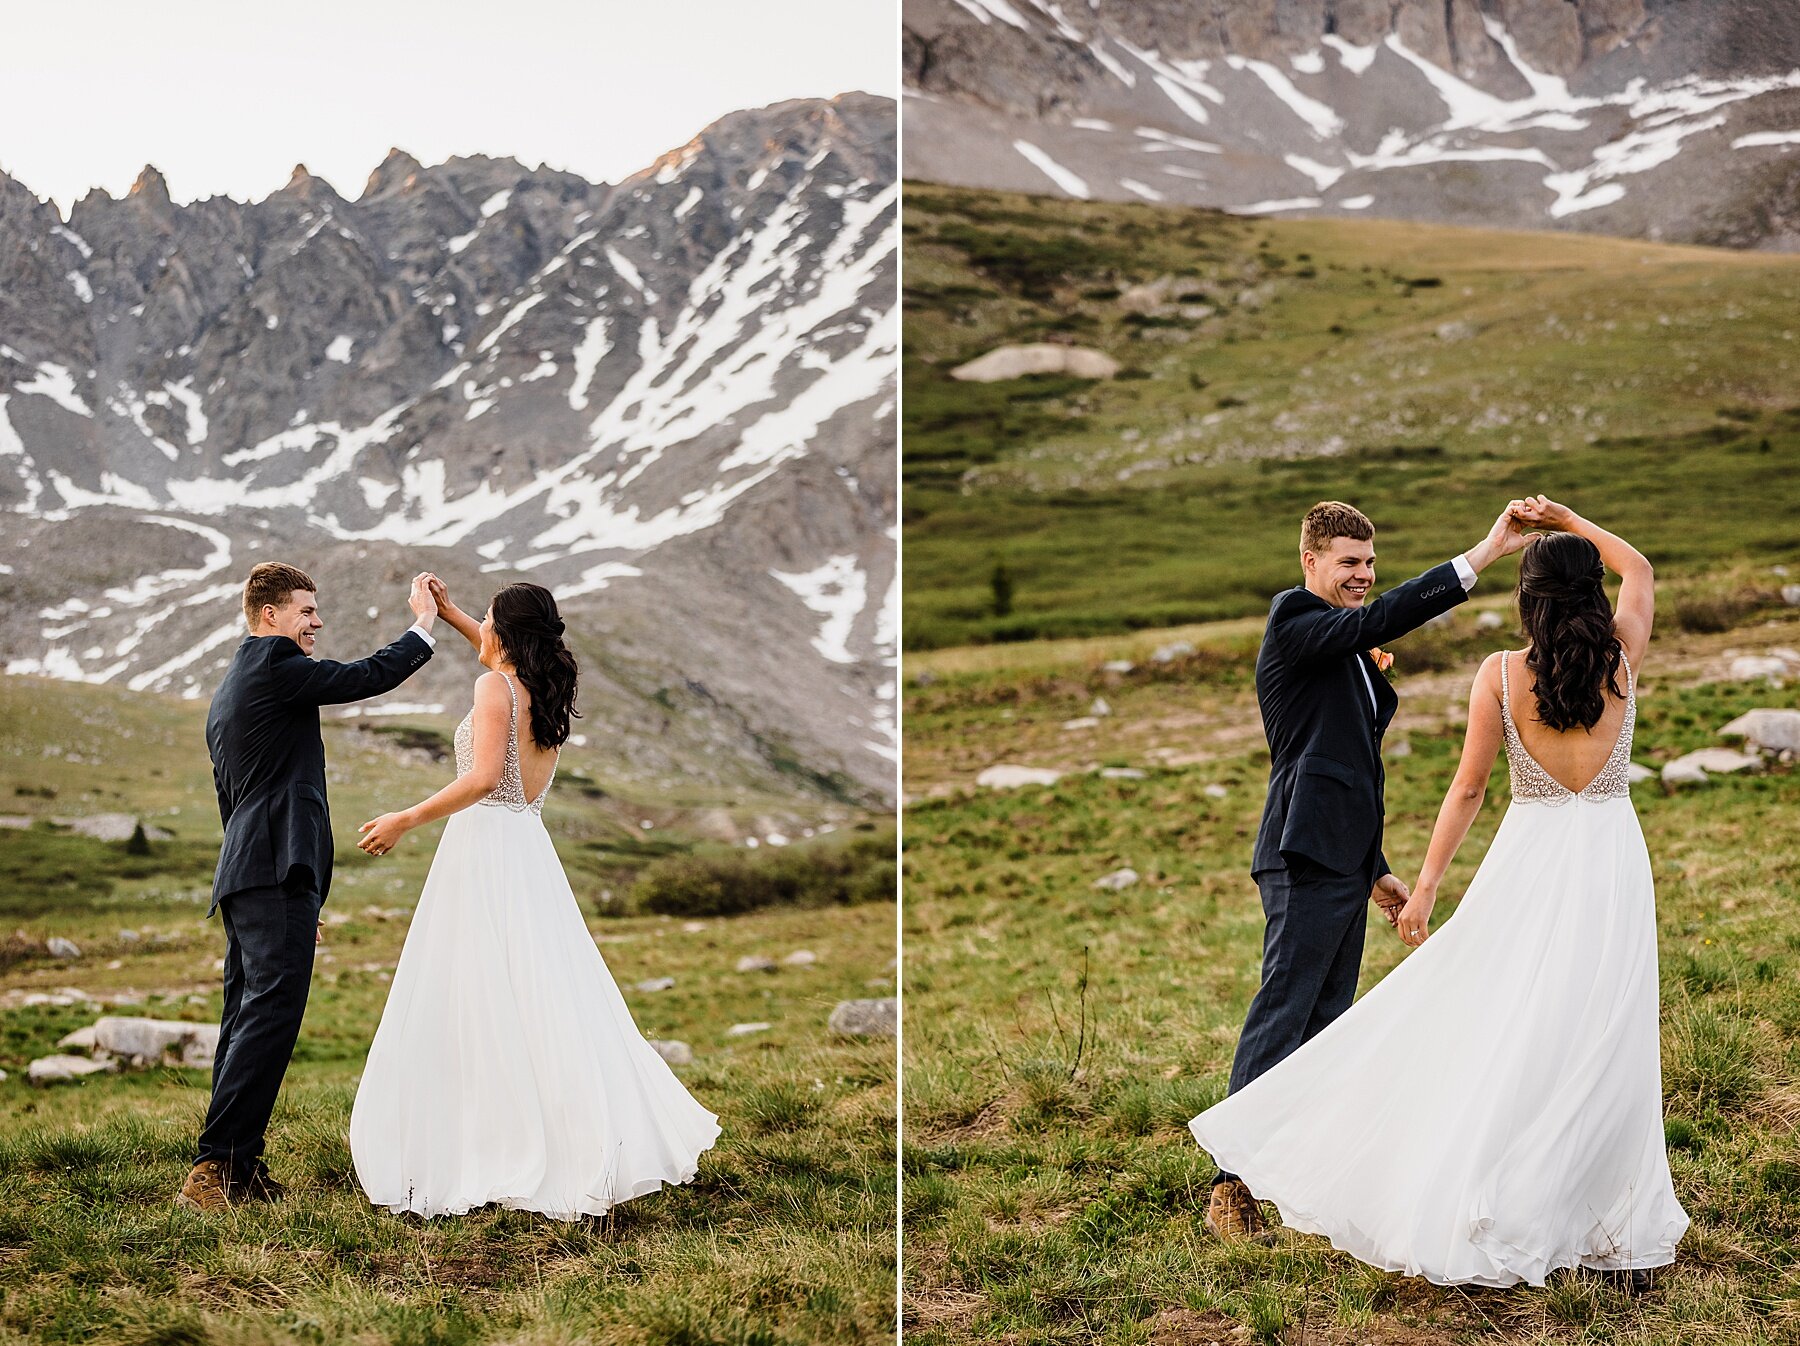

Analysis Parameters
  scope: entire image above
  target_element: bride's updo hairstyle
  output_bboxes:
[489,583,580,749]
[1517,532,1623,733]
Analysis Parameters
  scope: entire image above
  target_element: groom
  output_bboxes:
[1206,500,1525,1240]
[176,562,439,1211]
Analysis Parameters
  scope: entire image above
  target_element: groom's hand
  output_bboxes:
[1463,501,1530,573]
[422,572,452,615]
[407,574,438,632]
[1371,873,1408,926]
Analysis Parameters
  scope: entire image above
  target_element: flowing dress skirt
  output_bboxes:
[351,804,720,1219]
[1190,795,1687,1286]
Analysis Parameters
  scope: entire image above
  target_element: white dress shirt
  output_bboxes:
[1356,554,1478,714]
[407,622,436,648]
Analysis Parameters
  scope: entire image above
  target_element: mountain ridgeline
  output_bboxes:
[0,93,897,808]
[904,0,1800,247]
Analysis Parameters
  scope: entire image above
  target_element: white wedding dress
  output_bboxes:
[350,674,720,1219]
[1190,651,1687,1285]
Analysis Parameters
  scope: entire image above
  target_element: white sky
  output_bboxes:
[0,0,897,213]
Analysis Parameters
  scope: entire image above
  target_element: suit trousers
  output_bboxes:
[195,875,322,1172]
[1213,852,1376,1185]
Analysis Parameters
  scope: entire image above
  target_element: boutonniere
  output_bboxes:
[1369,647,1395,676]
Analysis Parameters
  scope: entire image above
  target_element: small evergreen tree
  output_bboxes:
[126,821,151,856]
[991,562,1014,618]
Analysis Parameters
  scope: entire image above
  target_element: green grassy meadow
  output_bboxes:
[900,182,1800,1341]
[901,607,1800,1344]
[902,183,1800,649]
[0,676,897,1345]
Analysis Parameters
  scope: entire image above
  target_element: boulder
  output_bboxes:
[52,814,172,842]
[1099,767,1146,779]
[1625,763,1657,785]
[950,344,1120,383]
[1101,660,1134,673]
[1719,709,1800,755]
[1662,758,1709,786]
[649,1039,693,1066]
[1151,642,1195,663]
[92,1016,218,1067]
[28,1054,118,1085]
[977,764,1063,789]
[828,998,897,1037]
[1093,867,1139,890]
[1782,584,1800,607]
[735,955,777,974]
[1729,656,1789,681]
[782,949,818,966]
[1662,748,1762,785]
[45,937,81,959]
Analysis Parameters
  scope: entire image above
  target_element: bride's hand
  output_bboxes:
[1397,887,1436,947]
[1512,494,1574,532]
[422,572,453,615]
[357,812,413,857]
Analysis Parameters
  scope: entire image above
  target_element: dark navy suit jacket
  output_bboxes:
[205,630,432,914]
[1251,562,1468,879]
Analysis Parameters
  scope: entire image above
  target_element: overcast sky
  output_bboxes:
[0,0,897,212]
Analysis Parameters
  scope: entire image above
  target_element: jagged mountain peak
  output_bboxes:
[0,95,898,804]
[128,165,170,204]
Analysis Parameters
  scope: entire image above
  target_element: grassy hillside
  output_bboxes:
[901,607,1800,1344]
[0,676,896,1345]
[902,183,1800,649]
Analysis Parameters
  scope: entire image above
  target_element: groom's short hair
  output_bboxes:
[243,562,317,629]
[1301,501,1374,554]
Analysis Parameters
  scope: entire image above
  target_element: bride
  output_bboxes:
[1189,496,1687,1289]
[348,578,720,1219]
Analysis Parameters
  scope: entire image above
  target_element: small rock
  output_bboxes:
[1435,320,1476,341]
[1730,656,1789,681]
[1718,708,1800,755]
[782,949,817,966]
[950,343,1121,382]
[736,955,777,974]
[977,764,1063,789]
[1101,660,1134,674]
[46,937,81,960]
[28,1054,118,1085]
[1662,759,1710,786]
[1422,609,1456,629]
[681,920,707,933]
[1626,763,1657,785]
[727,1022,773,1037]
[116,929,140,943]
[105,959,123,970]
[1061,716,1101,731]
[1669,747,1763,776]
[650,1039,693,1065]
[1781,584,1800,606]
[1385,740,1412,759]
[1094,867,1139,890]
[1151,642,1195,663]
[1476,611,1505,630]
[1099,767,1147,779]
[1091,697,1111,716]
[634,977,676,992]
[828,998,897,1037]
[56,1026,99,1052]
[1204,784,1229,799]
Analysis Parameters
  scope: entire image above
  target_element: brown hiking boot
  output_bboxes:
[1204,1179,1265,1241]
[175,1160,233,1212]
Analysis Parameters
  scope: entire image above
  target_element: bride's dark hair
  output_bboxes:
[489,583,580,749]
[1516,533,1622,733]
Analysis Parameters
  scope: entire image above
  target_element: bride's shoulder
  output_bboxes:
[470,670,512,708]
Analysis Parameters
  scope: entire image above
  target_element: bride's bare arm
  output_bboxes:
[356,673,511,854]
[424,575,484,654]
[1512,496,1654,669]
[1399,653,1506,946]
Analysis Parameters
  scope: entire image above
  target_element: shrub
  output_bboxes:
[632,827,896,918]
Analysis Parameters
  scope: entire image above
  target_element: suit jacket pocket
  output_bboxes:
[1279,754,1378,876]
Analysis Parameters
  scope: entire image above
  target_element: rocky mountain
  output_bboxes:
[903,1,1800,246]
[0,93,897,810]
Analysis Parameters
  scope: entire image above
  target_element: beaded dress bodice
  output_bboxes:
[1500,649,1635,806]
[453,672,557,814]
